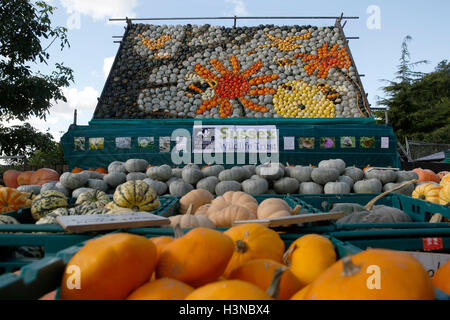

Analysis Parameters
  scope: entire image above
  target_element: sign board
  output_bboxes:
[232,211,345,227]
[193,124,278,154]
[57,212,170,233]
[402,251,450,278]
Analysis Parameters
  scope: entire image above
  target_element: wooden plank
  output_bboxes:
[231,212,345,227]
[56,212,170,233]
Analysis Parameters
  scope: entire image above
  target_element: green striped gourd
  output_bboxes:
[113,180,160,212]
[31,190,68,221]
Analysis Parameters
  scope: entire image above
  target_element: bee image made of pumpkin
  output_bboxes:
[273,80,340,118]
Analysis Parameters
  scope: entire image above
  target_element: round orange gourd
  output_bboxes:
[60,233,157,300]
[185,280,272,300]
[413,168,440,183]
[432,261,450,294]
[3,170,21,188]
[126,278,194,300]
[17,171,35,186]
[440,174,450,187]
[156,228,234,288]
[29,168,60,186]
[207,191,258,217]
[208,205,256,228]
[0,187,32,213]
[412,183,441,204]
[95,168,108,174]
[71,168,84,173]
[150,236,174,263]
[439,184,450,206]
[179,189,214,215]
[228,259,304,300]
[223,223,285,277]
[301,249,435,300]
[283,234,337,286]
[290,285,311,300]
[437,171,450,181]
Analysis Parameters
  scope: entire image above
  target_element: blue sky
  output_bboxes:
[4,0,450,140]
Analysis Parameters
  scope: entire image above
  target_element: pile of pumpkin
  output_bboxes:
[411,168,450,206]
[59,225,450,300]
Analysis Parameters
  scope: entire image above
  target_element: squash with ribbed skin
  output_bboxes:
[17,171,35,186]
[3,170,21,188]
[75,190,110,208]
[412,183,441,204]
[310,168,340,185]
[215,181,242,196]
[150,236,173,264]
[242,178,269,195]
[0,215,20,224]
[288,166,313,182]
[103,172,127,187]
[432,261,450,294]
[31,190,68,221]
[29,168,60,186]
[179,189,214,215]
[438,184,450,206]
[257,198,300,219]
[207,191,258,218]
[127,278,194,300]
[440,174,450,187]
[0,187,32,213]
[146,165,172,182]
[168,214,216,229]
[413,168,440,184]
[125,159,149,173]
[113,180,160,212]
[185,279,273,300]
[208,205,256,228]
[318,159,346,174]
[353,179,382,194]
[273,177,300,194]
[196,176,219,194]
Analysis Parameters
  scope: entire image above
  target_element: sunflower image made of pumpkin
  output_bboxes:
[273,80,336,118]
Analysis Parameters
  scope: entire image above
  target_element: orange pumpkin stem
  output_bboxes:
[266,266,287,299]
[235,240,249,254]
[341,256,361,277]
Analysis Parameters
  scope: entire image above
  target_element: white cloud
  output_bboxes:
[225,0,249,16]
[59,0,138,22]
[103,57,115,79]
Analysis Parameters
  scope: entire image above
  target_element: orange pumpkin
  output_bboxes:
[3,170,21,188]
[71,168,84,173]
[126,278,194,300]
[437,171,449,180]
[185,279,273,300]
[284,234,337,286]
[223,223,285,277]
[440,174,450,187]
[150,236,174,263]
[17,171,35,186]
[60,233,157,300]
[228,259,304,300]
[156,228,234,288]
[413,168,440,183]
[95,168,108,174]
[29,168,60,186]
[0,187,32,213]
[438,184,450,206]
[299,249,435,300]
[290,284,311,300]
[412,183,441,204]
[432,261,450,294]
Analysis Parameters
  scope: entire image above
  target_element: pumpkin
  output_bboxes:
[288,166,313,182]
[86,179,108,192]
[156,227,234,287]
[59,172,89,190]
[29,168,60,186]
[16,185,42,195]
[353,179,382,194]
[0,215,20,224]
[113,180,159,212]
[31,190,68,221]
[299,182,323,194]
[242,165,256,176]
[299,249,435,300]
[95,168,108,174]
[202,164,225,177]
[324,181,351,194]
[36,207,70,225]
[215,181,242,195]
[196,176,219,194]
[412,168,440,183]
[103,172,127,188]
[437,171,450,180]
[242,178,269,195]
[257,198,301,219]
[318,159,346,174]
[169,180,194,197]
[228,259,304,300]
[195,204,211,216]
[0,187,32,213]
[283,234,337,286]
[126,278,194,300]
[71,168,84,173]
[179,189,214,214]
[223,223,285,277]
[208,205,256,227]
[71,187,95,199]
[207,191,258,217]
[171,167,183,178]
[168,214,216,229]
[440,174,450,187]
[432,261,450,294]
[75,190,110,208]
[438,184,450,206]
[149,236,174,263]
[126,172,147,181]
[3,170,21,188]
[146,165,172,182]
[337,175,354,189]
[182,166,204,185]
[108,161,127,174]
[143,179,168,195]
[310,168,340,185]
[185,279,273,300]
[125,159,149,173]
[83,171,105,180]
[396,170,419,183]
[273,177,300,194]
[412,183,441,204]
[344,166,364,182]
[40,182,70,197]
[336,205,412,224]
[382,182,415,196]
[17,171,35,186]
[255,163,285,181]
[364,169,397,184]
[60,233,157,300]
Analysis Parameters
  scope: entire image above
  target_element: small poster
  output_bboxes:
[299,137,315,149]
[74,137,85,151]
[159,137,171,153]
[176,136,188,152]
[89,138,104,150]
[138,137,154,149]
[381,137,389,149]
[283,137,295,150]
[320,137,335,149]
[341,136,356,148]
[360,137,375,148]
[115,137,131,149]
[193,126,217,153]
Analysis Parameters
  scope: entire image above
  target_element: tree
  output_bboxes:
[0,0,73,163]
[376,36,450,144]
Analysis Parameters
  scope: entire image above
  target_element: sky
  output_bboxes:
[2,0,450,141]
